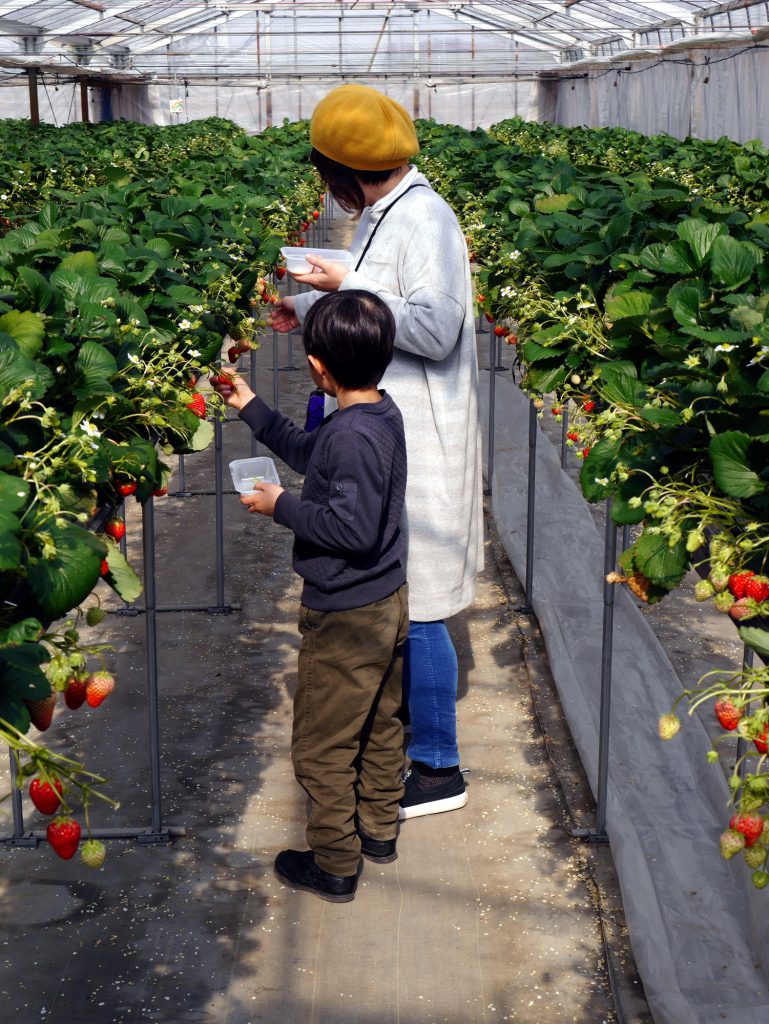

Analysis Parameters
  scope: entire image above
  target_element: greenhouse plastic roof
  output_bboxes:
[1,2,769,84]
[0,1,765,78]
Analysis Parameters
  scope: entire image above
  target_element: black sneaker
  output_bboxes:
[398,764,468,820]
[274,849,357,903]
[357,826,397,864]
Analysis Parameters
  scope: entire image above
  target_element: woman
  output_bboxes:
[270,83,483,820]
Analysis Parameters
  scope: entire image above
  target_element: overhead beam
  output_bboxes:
[0,17,42,34]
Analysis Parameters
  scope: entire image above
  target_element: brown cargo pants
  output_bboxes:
[292,584,409,877]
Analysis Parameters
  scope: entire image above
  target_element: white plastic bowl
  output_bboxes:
[229,457,281,494]
[280,246,354,276]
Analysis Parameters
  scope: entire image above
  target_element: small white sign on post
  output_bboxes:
[169,98,184,114]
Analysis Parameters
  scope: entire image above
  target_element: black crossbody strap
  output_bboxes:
[354,183,428,272]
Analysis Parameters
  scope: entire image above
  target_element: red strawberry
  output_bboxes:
[186,392,206,418]
[715,698,743,731]
[86,670,115,708]
[276,265,286,280]
[729,598,755,621]
[582,446,591,458]
[505,334,517,345]
[64,674,88,710]
[105,517,125,542]
[551,406,562,415]
[729,571,755,599]
[730,813,764,848]
[484,313,494,324]
[227,345,241,363]
[494,325,506,336]
[754,728,768,755]
[745,575,769,603]
[567,431,579,442]
[47,816,81,860]
[582,400,596,413]
[477,294,485,303]
[30,776,63,815]
[116,480,137,497]
[26,692,56,732]
[101,558,109,576]
[153,486,169,497]
[312,210,320,220]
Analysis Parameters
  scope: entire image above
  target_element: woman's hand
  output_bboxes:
[240,483,284,518]
[289,255,351,293]
[269,294,299,333]
[210,371,254,412]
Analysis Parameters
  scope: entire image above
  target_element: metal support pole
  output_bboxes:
[5,749,36,845]
[521,399,537,614]
[496,334,505,370]
[214,417,226,610]
[486,331,495,498]
[572,501,616,844]
[737,644,755,777]
[140,497,167,840]
[250,344,258,459]
[177,453,187,495]
[560,404,569,469]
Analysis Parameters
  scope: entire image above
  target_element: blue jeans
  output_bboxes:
[403,620,459,769]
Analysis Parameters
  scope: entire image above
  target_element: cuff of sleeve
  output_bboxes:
[293,290,322,323]
[273,490,299,530]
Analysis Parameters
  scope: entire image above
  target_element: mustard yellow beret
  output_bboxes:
[310,84,419,172]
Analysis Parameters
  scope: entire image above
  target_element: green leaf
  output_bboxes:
[599,362,646,407]
[0,470,29,513]
[709,431,765,498]
[102,540,143,603]
[579,438,619,502]
[16,266,55,312]
[0,310,45,357]
[738,626,769,659]
[710,236,764,290]
[639,406,682,427]
[667,281,703,328]
[676,219,725,266]
[0,643,51,701]
[58,250,100,276]
[26,523,106,620]
[604,290,653,321]
[0,618,44,647]
[523,364,568,395]
[534,194,575,213]
[74,341,118,396]
[632,531,689,591]
[659,241,696,276]
[181,418,214,453]
[0,531,22,570]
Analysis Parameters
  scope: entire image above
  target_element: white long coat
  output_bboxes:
[293,167,483,621]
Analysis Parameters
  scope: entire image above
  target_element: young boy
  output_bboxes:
[212,290,408,903]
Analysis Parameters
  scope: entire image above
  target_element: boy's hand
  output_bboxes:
[289,256,350,292]
[210,371,254,411]
[269,296,299,334]
[240,483,284,518]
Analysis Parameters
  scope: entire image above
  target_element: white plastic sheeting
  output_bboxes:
[539,40,769,143]
[481,371,769,1024]
[1,77,535,131]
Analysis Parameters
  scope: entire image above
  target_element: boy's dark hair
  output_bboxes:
[302,290,395,391]
[311,148,401,216]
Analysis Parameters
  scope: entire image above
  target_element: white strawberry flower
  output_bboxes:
[80,420,101,438]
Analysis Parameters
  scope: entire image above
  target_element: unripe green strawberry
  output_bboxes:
[730,597,756,621]
[744,845,767,869]
[720,828,745,860]
[751,870,769,889]
[709,569,730,593]
[86,607,105,627]
[714,591,734,613]
[80,838,106,869]
[686,529,706,553]
[694,579,714,602]
[658,712,681,740]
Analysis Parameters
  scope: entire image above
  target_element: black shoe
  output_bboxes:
[398,764,468,820]
[274,849,357,903]
[357,826,398,864]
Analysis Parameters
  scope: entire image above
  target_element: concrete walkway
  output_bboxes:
[0,326,629,1024]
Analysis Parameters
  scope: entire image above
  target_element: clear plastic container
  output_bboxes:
[228,457,281,494]
[280,246,354,275]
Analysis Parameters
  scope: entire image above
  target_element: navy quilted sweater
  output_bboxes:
[239,392,407,612]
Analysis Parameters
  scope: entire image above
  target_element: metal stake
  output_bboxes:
[140,497,167,839]
[571,500,616,844]
[560,405,569,469]
[273,329,280,409]
[737,644,755,777]
[486,330,496,497]
[520,398,538,614]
